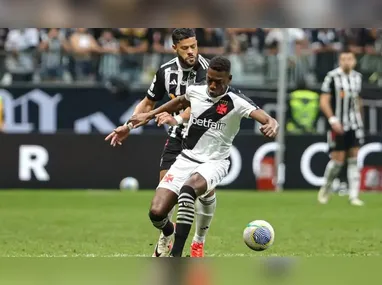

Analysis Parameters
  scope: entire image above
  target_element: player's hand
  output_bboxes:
[104,125,130,147]
[155,112,177,126]
[331,122,344,135]
[260,119,279,138]
[128,113,152,128]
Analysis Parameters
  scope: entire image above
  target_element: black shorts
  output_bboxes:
[327,129,364,153]
[159,137,183,171]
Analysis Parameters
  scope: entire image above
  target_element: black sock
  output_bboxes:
[148,211,174,236]
[162,220,174,237]
[171,185,196,257]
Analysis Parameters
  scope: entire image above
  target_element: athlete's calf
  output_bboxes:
[170,173,208,257]
[149,188,178,237]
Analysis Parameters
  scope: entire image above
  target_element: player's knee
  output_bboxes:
[148,208,169,230]
[148,206,167,221]
[331,151,346,164]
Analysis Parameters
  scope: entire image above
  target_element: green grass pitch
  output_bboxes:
[0,190,381,257]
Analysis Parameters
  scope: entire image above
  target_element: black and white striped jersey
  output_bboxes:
[146,55,210,139]
[321,67,364,132]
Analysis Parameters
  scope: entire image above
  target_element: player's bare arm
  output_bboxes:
[320,93,344,135]
[249,109,279,138]
[155,107,191,127]
[129,95,190,128]
[105,97,157,147]
[357,96,364,121]
[179,107,191,122]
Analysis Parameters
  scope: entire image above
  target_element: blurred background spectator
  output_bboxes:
[38,28,70,82]
[195,28,225,58]
[2,28,39,84]
[69,28,101,82]
[0,28,382,87]
[118,28,150,83]
[308,28,342,82]
[97,29,121,82]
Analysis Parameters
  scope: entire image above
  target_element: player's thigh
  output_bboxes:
[346,130,364,158]
[189,159,230,198]
[327,130,346,163]
[158,155,200,196]
[348,147,360,158]
[150,187,178,216]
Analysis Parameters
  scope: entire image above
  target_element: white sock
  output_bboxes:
[322,160,343,191]
[193,193,216,243]
[347,157,360,200]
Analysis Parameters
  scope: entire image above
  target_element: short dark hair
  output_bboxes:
[172,28,196,44]
[209,56,231,73]
[341,47,354,54]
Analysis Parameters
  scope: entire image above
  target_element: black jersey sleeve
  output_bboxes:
[147,68,166,101]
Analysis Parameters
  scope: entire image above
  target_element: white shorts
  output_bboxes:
[157,153,230,198]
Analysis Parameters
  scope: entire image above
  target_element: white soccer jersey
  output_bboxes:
[182,84,259,162]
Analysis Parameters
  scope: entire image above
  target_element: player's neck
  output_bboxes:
[340,67,352,75]
[177,57,196,71]
[207,86,230,98]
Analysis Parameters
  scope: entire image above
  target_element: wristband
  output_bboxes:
[174,115,184,125]
[328,116,339,125]
[124,122,134,130]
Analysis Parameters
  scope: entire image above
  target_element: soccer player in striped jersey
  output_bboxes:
[105,28,216,257]
[318,50,365,206]
[128,56,279,257]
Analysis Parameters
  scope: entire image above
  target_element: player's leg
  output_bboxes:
[346,130,364,206]
[191,189,216,257]
[159,138,181,222]
[347,147,364,206]
[149,187,178,257]
[170,159,230,257]
[159,169,176,220]
[151,170,177,257]
[154,155,200,257]
[318,131,346,204]
[152,138,181,257]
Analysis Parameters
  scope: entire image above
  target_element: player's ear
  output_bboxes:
[228,74,232,83]
[172,44,177,52]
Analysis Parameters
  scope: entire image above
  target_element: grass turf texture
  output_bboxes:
[0,190,381,257]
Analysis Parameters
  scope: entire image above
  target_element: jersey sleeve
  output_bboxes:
[184,85,194,101]
[195,56,209,82]
[321,74,334,95]
[147,68,166,101]
[358,74,363,97]
[235,94,260,119]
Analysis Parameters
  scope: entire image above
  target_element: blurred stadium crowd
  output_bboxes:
[1,28,382,87]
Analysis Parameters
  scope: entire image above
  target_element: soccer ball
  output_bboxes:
[119,177,139,191]
[243,220,275,251]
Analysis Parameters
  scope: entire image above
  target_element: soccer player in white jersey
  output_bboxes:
[128,56,279,257]
[106,29,217,257]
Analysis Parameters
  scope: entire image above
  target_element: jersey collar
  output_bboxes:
[338,67,354,76]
